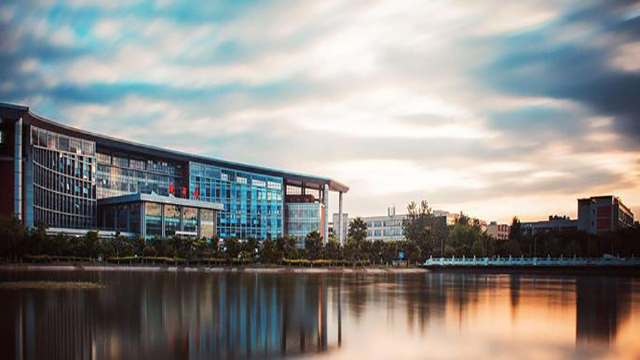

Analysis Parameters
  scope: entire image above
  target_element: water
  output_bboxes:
[1,270,639,360]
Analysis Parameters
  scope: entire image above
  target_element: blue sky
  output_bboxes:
[1,0,639,222]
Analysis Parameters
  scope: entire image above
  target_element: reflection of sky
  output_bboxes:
[2,272,640,359]
[1,0,639,221]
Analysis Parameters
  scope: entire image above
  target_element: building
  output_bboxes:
[433,210,460,226]
[361,208,406,242]
[353,207,473,242]
[486,222,510,240]
[0,103,348,243]
[578,195,634,235]
[521,215,578,236]
[330,212,348,244]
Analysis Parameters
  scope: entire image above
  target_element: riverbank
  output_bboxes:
[0,264,427,274]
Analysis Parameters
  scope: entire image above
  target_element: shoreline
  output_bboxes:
[0,264,428,274]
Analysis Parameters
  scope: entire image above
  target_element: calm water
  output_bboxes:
[1,270,639,360]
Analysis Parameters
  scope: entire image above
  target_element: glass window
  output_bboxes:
[145,203,162,238]
[164,204,181,237]
[200,209,215,239]
[183,207,198,233]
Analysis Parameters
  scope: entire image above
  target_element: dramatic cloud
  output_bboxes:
[0,0,639,222]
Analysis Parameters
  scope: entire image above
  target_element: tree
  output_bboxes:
[508,217,522,243]
[151,238,170,257]
[224,238,240,260]
[259,238,277,264]
[348,218,368,243]
[446,212,484,257]
[471,239,485,257]
[142,244,157,257]
[325,238,342,260]
[381,242,397,265]
[304,231,323,260]
[403,200,437,260]
[402,240,422,264]
[81,231,100,259]
[370,240,384,264]
[0,216,28,261]
[283,236,299,259]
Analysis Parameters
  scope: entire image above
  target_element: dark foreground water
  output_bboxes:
[1,270,639,360]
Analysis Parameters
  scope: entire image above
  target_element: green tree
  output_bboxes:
[81,231,100,259]
[283,236,299,259]
[243,238,258,260]
[224,238,240,260]
[446,213,484,257]
[304,231,323,260]
[325,238,342,260]
[259,238,277,264]
[348,218,368,243]
[471,239,485,257]
[142,244,157,257]
[403,200,437,259]
[381,242,397,265]
[370,240,385,264]
[508,217,522,243]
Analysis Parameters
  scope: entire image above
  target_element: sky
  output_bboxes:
[1,0,639,223]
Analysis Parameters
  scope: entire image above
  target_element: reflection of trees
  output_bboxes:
[343,274,370,321]
[575,276,633,347]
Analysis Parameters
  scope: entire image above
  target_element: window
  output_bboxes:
[145,203,162,238]
[164,204,181,236]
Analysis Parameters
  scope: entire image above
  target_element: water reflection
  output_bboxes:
[0,271,639,360]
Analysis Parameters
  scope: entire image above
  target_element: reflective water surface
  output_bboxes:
[1,271,639,360]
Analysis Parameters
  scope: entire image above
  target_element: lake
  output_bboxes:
[1,270,639,360]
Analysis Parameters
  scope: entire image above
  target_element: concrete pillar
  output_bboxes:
[24,127,34,228]
[160,204,166,238]
[14,118,22,221]
[323,184,329,245]
[338,191,344,246]
[140,203,146,239]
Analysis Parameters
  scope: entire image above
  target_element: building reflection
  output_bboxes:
[1,272,637,359]
[6,273,336,360]
[575,276,633,347]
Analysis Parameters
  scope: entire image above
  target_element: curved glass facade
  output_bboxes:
[30,127,97,229]
[189,162,283,240]
[96,152,184,199]
[285,202,324,247]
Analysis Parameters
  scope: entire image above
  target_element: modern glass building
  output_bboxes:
[0,103,349,244]
[98,193,223,240]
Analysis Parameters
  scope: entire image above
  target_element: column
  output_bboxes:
[24,129,34,228]
[140,203,146,239]
[338,191,344,246]
[14,118,22,221]
[323,184,329,245]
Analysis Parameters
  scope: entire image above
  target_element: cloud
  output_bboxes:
[481,0,640,144]
[0,0,638,222]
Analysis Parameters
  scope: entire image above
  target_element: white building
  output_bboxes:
[361,207,406,242]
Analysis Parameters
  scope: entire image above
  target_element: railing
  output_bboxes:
[423,255,640,267]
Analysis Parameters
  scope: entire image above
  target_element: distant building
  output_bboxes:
[486,222,510,240]
[433,210,459,226]
[351,207,484,242]
[578,195,634,235]
[521,215,578,236]
[331,212,348,243]
[361,207,405,242]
